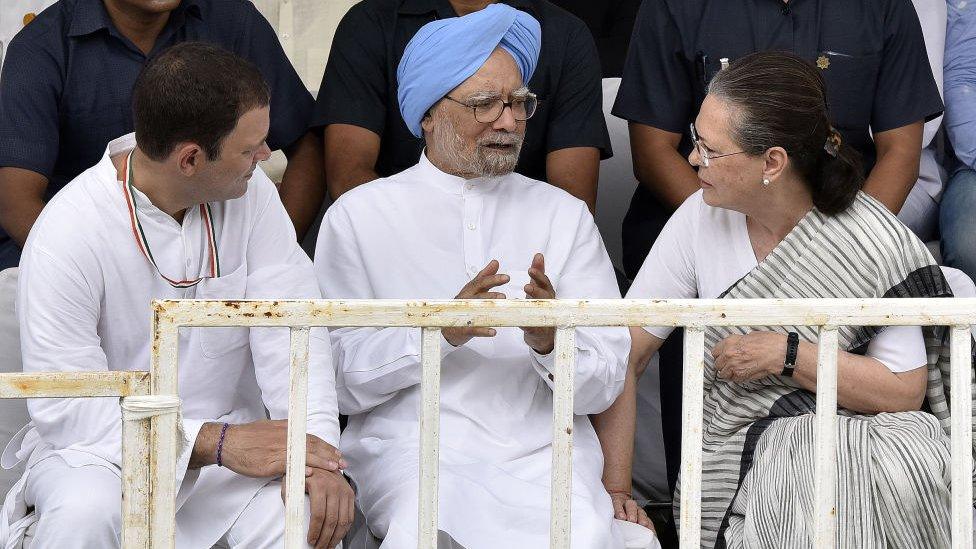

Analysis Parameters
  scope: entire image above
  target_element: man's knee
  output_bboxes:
[28,461,121,545]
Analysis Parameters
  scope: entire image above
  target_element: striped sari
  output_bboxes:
[677,193,974,548]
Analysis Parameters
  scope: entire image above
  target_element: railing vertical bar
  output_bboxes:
[121,375,152,549]
[679,327,705,549]
[950,325,973,549]
[284,327,311,548]
[418,327,442,549]
[813,326,839,549]
[550,327,576,549]
[149,311,178,548]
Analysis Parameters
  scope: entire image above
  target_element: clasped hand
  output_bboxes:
[207,420,355,548]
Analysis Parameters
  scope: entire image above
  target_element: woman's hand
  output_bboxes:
[712,331,787,383]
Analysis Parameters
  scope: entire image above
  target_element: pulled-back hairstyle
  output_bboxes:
[132,42,270,162]
[707,51,863,215]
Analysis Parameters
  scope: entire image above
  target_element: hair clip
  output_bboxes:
[824,128,841,157]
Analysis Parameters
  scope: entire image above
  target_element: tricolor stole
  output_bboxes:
[121,150,220,288]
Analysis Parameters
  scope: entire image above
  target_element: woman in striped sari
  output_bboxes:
[617,52,967,548]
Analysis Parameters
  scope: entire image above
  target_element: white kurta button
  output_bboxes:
[467,223,476,230]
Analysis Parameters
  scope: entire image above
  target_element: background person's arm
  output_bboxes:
[323,124,381,200]
[862,122,924,214]
[542,23,611,213]
[546,147,599,213]
[278,131,326,240]
[312,4,387,200]
[0,167,47,247]
[629,123,700,209]
[945,0,976,170]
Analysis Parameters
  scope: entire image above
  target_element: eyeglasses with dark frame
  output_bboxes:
[690,122,747,167]
[443,92,539,124]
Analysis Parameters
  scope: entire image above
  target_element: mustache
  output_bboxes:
[477,133,523,147]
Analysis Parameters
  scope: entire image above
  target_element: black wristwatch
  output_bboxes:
[781,332,799,377]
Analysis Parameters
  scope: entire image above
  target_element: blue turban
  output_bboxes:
[396,4,542,138]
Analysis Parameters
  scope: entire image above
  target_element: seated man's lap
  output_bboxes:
[220,480,293,548]
[24,455,122,545]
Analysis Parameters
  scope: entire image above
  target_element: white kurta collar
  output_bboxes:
[97,133,188,225]
[416,150,506,195]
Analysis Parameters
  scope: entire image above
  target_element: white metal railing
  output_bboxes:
[3,297,974,548]
[0,371,154,547]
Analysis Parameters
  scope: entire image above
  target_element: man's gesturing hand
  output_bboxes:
[191,419,347,476]
[521,253,556,354]
[442,259,508,347]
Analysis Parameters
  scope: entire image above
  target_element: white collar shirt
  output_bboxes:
[8,133,339,546]
[314,153,628,548]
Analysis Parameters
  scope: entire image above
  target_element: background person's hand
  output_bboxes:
[712,331,788,383]
[520,253,556,354]
[281,467,355,548]
[442,259,508,347]
[216,420,346,478]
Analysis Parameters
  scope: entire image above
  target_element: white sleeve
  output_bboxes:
[313,201,461,415]
[528,202,630,415]
[19,244,201,491]
[625,192,701,339]
[865,326,928,373]
[245,179,341,447]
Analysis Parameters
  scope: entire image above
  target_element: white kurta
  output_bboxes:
[314,153,629,549]
[627,190,927,372]
[0,134,340,546]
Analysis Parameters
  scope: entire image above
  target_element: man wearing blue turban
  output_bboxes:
[314,5,658,549]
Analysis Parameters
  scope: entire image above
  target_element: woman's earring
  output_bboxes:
[762,178,770,187]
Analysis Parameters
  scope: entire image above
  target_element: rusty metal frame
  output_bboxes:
[0,371,153,547]
[3,297,974,548]
[150,297,976,549]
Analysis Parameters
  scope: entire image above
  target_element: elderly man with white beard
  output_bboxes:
[313,5,659,549]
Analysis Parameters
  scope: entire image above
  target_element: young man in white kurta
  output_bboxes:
[0,43,348,549]
[313,6,634,547]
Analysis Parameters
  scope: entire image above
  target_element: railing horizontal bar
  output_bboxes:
[154,298,976,328]
[0,371,150,398]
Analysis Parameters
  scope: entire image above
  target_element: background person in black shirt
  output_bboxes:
[313,0,611,214]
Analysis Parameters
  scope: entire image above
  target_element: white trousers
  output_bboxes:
[23,455,316,549]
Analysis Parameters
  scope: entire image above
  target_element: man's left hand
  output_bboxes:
[281,467,355,549]
[521,253,556,354]
[713,331,788,383]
